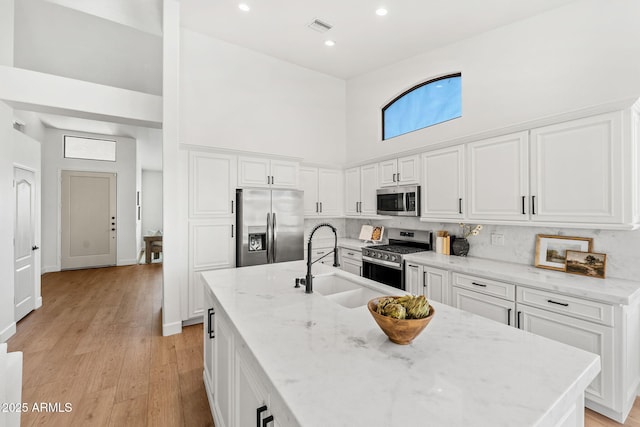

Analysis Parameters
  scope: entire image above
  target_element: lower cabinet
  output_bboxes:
[340,248,362,276]
[405,263,448,304]
[451,286,515,326]
[204,282,295,427]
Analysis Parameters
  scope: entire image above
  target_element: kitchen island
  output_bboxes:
[201,261,600,427]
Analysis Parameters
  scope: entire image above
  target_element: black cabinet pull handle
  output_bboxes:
[458,198,462,214]
[531,195,536,215]
[507,308,512,326]
[257,405,268,427]
[207,308,215,339]
[262,415,274,427]
[522,196,525,215]
[517,311,522,329]
[231,200,234,213]
[471,282,487,287]
[547,299,569,307]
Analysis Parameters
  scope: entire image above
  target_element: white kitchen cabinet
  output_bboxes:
[204,285,294,427]
[529,112,623,224]
[186,150,236,321]
[421,146,465,219]
[345,163,378,216]
[300,167,343,217]
[517,304,614,413]
[467,132,530,221]
[405,263,448,304]
[378,154,420,187]
[450,272,515,326]
[238,156,299,189]
[340,248,362,276]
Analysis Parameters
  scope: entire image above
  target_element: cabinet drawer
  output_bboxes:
[452,273,515,301]
[516,287,614,327]
[340,248,362,261]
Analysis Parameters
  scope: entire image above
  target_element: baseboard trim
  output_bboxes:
[0,322,17,343]
[35,297,43,309]
[162,321,182,337]
[182,316,204,327]
[41,266,60,274]
[117,258,138,266]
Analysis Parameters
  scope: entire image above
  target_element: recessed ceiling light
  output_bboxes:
[324,40,336,47]
[238,3,250,12]
[376,8,388,16]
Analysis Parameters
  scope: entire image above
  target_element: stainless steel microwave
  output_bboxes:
[376,185,420,216]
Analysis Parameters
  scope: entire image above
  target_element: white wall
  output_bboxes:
[41,129,138,272]
[0,0,14,67]
[179,28,347,165]
[345,0,640,164]
[14,0,162,95]
[142,170,163,235]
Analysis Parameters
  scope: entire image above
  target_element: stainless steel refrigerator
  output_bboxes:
[236,188,304,267]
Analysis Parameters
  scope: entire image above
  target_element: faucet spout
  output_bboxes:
[305,223,340,294]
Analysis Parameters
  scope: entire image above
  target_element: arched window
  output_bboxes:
[382,73,461,140]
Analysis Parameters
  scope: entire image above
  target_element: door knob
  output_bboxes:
[31,245,39,251]
[111,228,116,231]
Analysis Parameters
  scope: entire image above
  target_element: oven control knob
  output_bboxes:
[390,255,397,262]
[383,254,389,260]
[376,253,382,258]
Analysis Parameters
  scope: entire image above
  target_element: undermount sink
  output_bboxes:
[312,274,383,308]
[313,274,362,296]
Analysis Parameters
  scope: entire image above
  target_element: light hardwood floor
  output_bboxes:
[7,264,213,427]
[6,264,640,426]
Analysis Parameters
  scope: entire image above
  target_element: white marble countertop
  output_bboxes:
[202,261,600,427]
[404,252,640,306]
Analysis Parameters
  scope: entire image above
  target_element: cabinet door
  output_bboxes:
[317,168,342,216]
[270,159,299,188]
[423,266,448,304]
[518,304,614,408]
[397,154,421,185]
[467,132,529,220]
[189,220,235,318]
[451,286,515,326]
[421,146,465,219]
[360,163,379,215]
[213,311,233,427]
[345,167,361,216]
[189,152,237,218]
[299,167,319,216]
[238,157,271,188]
[405,263,423,295]
[341,258,362,276]
[378,159,398,187]
[530,112,622,224]
[203,285,215,392]
[235,348,270,427]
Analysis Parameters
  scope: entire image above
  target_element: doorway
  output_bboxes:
[14,167,37,321]
[61,170,117,269]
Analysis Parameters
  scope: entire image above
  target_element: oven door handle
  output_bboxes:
[362,256,403,270]
[404,192,410,212]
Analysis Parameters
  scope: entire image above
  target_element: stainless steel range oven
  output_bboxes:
[362,229,432,290]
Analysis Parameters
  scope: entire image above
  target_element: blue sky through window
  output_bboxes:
[383,75,461,140]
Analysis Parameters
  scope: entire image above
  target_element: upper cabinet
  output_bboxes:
[378,154,421,187]
[530,112,623,224]
[238,156,298,189]
[345,163,379,216]
[300,167,343,217]
[467,132,529,221]
[189,151,237,218]
[421,146,465,219]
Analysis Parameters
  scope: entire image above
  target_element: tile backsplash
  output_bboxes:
[344,217,640,282]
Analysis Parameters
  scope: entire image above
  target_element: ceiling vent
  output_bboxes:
[308,18,332,33]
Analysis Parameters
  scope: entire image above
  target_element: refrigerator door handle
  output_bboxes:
[272,212,277,263]
[266,212,271,263]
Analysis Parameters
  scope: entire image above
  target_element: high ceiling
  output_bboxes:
[181,0,578,79]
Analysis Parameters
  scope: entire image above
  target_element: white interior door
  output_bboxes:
[61,171,117,269]
[14,167,37,321]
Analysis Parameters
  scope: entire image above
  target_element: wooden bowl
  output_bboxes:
[367,297,435,345]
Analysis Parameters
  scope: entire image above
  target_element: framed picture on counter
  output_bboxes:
[565,250,607,279]
[534,234,593,271]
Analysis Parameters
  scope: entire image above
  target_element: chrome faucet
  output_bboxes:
[302,223,340,294]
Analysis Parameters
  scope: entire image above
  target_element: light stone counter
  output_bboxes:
[308,237,378,251]
[403,252,640,305]
[202,261,600,427]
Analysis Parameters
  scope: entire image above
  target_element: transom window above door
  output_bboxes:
[382,73,462,140]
